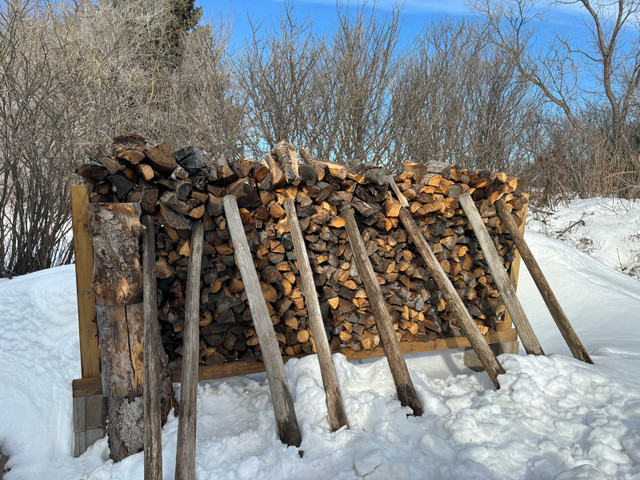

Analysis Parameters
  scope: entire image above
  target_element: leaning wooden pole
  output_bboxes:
[223,195,302,447]
[495,199,593,363]
[283,197,349,431]
[459,193,545,356]
[343,207,423,416]
[388,178,505,389]
[175,222,205,480]
[142,216,163,480]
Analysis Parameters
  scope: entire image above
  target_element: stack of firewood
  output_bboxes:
[77,134,527,367]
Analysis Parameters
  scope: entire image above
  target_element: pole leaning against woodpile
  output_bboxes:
[142,215,163,480]
[459,193,545,356]
[175,222,205,480]
[283,197,349,431]
[388,177,505,389]
[343,207,423,416]
[224,195,302,447]
[494,199,593,364]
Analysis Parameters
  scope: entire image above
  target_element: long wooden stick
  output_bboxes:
[142,216,163,480]
[223,195,302,447]
[343,207,423,416]
[459,193,545,356]
[283,198,349,431]
[495,199,593,363]
[388,178,505,388]
[175,222,204,480]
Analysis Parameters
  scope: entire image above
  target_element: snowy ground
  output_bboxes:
[1,198,639,480]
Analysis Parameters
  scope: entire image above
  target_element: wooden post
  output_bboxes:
[342,207,423,416]
[459,193,545,356]
[70,185,100,379]
[175,222,204,480]
[87,203,145,461]
[223,195,302,447]
[142,216,162,480]
[495,199,593,364]
[388,178,505,389]
[283,198,349,431]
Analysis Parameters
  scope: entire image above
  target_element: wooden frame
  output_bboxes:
[70,187,522,398]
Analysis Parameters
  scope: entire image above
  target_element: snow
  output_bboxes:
[1,198,640,480]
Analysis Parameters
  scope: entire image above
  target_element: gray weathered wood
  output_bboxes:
[388,177,505,388]
[142,216,163,480]
[342,207,423,416]
[495,199,593,364]
[283,198,349,431]
[223,195,302,447]
[459,193,545,356]
[175,221,204,480]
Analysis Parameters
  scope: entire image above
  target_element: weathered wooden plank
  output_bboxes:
[459,193,545,356]
[72,329,519,396]
[70,185,100,379]
[283,198,349,431]
[503,200,528,331]
[495,199,593,363]
[142,216,162,480]
[223,195,302,447]
[388,177,505,389]
[175,221,204,480]
[343,207,423,416]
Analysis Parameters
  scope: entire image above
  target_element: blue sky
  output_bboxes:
[196,0,590,48]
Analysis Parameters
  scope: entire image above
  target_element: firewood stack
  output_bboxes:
[77,134,527,368]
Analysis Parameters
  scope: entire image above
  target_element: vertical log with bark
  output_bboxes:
[88,204,172,462]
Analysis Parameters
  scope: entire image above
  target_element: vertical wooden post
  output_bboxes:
[175,222,204,480]
[459,193,545,356]
[495,199,593,363]
[343,207,423,416]
[388,178,505,389]
[142,216,163,480]
[87,203,145,461]
[224,195,302,447]
[283,198,349,431]
[70,185,100,379]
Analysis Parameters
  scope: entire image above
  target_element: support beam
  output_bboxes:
[343,207,423,416]
[284,198,349,431]
[459,193,544,356]
[224,195,302,447]
[495,199,593,363]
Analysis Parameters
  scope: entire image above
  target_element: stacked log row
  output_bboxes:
[77,134,527,367]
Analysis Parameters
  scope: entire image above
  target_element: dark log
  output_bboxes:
[175,146,205,171]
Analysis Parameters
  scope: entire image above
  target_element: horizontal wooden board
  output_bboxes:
[72,329,517,397]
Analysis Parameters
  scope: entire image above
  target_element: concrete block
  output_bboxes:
[85,395,106,430]
[85,428,106,448]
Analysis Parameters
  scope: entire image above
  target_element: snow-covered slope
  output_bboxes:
[1,199,639,480]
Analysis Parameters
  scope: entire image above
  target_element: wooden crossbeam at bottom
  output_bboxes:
[72,330,517,398]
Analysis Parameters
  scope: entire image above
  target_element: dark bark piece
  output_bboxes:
[107,174,136,200]
[159,202,192,230]
[226,178,262,209]
[112,133,148,157]
[77,164,109,181]
[175,146,205,171]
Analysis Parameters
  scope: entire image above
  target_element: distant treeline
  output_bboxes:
[0,0,638,276]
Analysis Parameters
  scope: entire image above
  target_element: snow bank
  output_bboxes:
[1,200,640,479]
